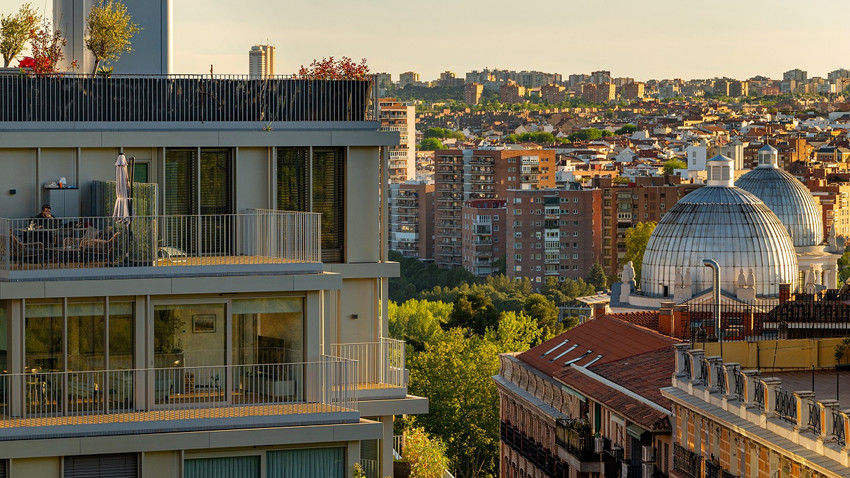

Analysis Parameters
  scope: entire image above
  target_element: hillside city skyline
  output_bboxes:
[1,0,848,79]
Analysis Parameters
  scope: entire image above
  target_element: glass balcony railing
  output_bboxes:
[0,209,321,281]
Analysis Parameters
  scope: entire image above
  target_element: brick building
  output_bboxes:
[465,82,484,105]
[500,80,527,104]
[504,187,602,284]
[592,176,701,277]
[541,84,567,104]
[389,181,435,260]
[461,199,506,276]
[434,149,556,268]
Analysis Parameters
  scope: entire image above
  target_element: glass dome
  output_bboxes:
[641,156,798,298]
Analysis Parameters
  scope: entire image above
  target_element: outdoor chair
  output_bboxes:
[80,231,121,264]
[2,233,45,265]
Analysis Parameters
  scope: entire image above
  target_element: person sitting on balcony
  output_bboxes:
[29,204,60,246]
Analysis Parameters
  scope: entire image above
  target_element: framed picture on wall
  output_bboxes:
[192,314,216,333]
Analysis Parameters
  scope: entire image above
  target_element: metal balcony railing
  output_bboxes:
[329,338,406,389]
[555,419,599,462]
[0,356,356,439]
[0,74,377,123]
[0,209,321,280]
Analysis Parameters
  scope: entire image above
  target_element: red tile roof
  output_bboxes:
[609,311,660,330]
[517,315,677,377]
[517,315,680,431]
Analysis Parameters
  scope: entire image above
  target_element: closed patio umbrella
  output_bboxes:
[113,153,133,223]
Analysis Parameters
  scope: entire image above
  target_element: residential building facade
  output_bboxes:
[378,98,417,183]
[504,188,602,284]
[433,150,556,268]
[461,199,506,276]
[0,74,426,478]
[389,181,435,260]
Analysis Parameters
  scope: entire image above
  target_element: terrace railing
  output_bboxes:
[0,356,356,438]
[330,338,406,389]
[0,74,377,123]
[0,209,321,280]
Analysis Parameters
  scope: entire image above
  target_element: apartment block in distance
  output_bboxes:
[0,73,426,478]
[461,199,506,276]
[433,149,556,268]
[248,44,275,79]
[378,98,416,183]
[389,181,435,260]
[504,187,602,284]
[593,176,700,277]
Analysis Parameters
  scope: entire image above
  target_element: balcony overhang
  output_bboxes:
[0,271,341,300]
[0,418,382,458]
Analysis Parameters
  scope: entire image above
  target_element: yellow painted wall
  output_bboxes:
[700,337,846,370]
[11,457,60,477]
[142,451,180,478]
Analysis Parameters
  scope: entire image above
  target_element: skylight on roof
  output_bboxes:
[551,344,577,362]
[541,339,569,357]
[583,355,604,367]
[565,350,592,365]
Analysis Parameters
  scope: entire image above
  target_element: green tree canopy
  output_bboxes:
[505,131,556,143]
[586,263,608,290]
[85,0,141,74]
[0,3,39,67]
[615,124,637,135]
[402,427,450,478]
[418,138,445,151]
[424,127,465,140]
[568,127,605,142]
[624,221,657,284]
[522,293,560,339]
[663,159,687,175]
[388,299,451,351]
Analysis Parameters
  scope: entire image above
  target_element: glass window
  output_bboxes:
[25,302,64,372]
[67,302,106,371]
[154,304,226,368]
[232,298,303,365]
[109,302,135,370]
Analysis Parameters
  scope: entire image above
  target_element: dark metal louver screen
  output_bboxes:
[64,453,138,478]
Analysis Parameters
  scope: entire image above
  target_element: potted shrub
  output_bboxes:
[294,57,372,121]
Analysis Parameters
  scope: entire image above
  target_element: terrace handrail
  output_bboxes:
[0,356,356,433]
[0,74,378,123]
[329,337,406,389]
[0,209,321,276]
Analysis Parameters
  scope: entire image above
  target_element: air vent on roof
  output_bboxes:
[541,340,569,357]
[551,344,577,362]
[565,350,592,365]
[583,355,604,367]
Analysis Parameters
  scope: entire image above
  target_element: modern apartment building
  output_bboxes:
[378,98,416,183]
[248,45,276,79]
[0,73,425,478]
[461,199,506,276]
[433,150,556,268]
[592,176,700,277]
[504,188,602,284]
[388,181,434,260]
[500,81,526,104]
[398,72,420,88]
[541,84,567,104]
[465,83,484,106]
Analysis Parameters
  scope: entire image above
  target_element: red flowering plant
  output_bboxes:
[29,21,76,76]
[296,56,370,80]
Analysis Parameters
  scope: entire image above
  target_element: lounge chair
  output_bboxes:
[80,232,121,263]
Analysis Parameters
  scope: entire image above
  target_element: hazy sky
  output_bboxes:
[2,0,848,81]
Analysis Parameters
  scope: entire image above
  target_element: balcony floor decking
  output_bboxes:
[3,255,323,281]
[0,400,357,440]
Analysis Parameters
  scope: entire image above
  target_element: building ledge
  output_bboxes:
[0,418,382,459]
[358,395,428,417]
